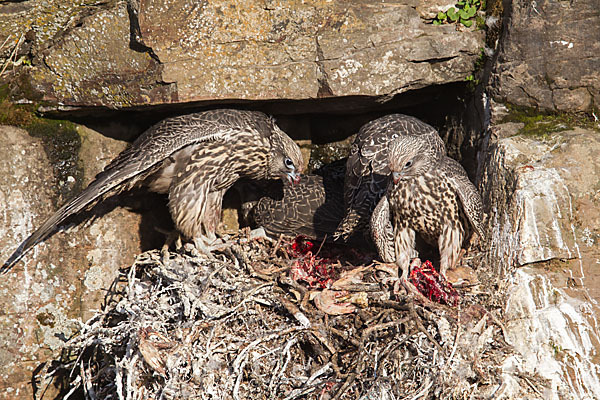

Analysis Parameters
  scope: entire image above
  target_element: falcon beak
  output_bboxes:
[287,171,301,185]
[392,171,401,184]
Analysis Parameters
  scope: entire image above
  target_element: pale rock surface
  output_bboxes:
[480,126,600,272]
[0,125,144,398]
[479,122,600,399]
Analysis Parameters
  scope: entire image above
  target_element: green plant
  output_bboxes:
[434,0,485,27]
[465,74,479,91]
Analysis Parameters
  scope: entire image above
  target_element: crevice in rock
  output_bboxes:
[314,36,334,98]
[125,0,161,62]
[410,56,456,64]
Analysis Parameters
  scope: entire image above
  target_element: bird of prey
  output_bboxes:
[243,160,346,240]
[372,133,484,283]
[3,109,303,271]
[333,114,441,244]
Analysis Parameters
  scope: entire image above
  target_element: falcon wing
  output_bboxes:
[370,195,396,263]
[2,109,267,271]
[442,157,485,239]
[252,175,344,239]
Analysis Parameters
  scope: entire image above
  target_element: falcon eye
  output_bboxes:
[284,157,294,169]
[404,160,413,169]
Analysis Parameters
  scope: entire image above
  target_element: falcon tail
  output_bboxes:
[1,170,133,273]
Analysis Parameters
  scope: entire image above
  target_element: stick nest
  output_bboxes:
[46,233,545,399]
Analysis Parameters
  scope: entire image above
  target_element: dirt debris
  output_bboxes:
[40,233,546,399]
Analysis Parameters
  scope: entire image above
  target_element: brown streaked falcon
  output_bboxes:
[372,134,484,283]
[333,114,442,243]
[3,109,303,271]
[243,160,346,240]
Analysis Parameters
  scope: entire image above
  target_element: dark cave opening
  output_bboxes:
[38,81,486,255]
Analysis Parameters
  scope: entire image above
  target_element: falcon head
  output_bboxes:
[388,135,441,184]
[269,124,304,185]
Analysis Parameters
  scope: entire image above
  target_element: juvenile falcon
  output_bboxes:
[333,114,441,243]
[243,160,346,240]
[372,134,484,283]
[3,109,303,271]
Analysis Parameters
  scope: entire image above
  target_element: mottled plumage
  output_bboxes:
[334,114,441,243]
[3,109,303,271]
[372,134,484,281]
[243,161,346,240]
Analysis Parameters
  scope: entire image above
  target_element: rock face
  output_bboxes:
[0,125,148,399]
[479,117,600,398]
[490,0,600,112]
[2,0,484,110]
[503,268,600,399]
[10,1,176,109]
[480,123,600,274]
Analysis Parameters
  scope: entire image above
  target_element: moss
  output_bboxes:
[0,98,35,126]
[27,118,84,204]
[501,105,600,138]
[0,94,83,204]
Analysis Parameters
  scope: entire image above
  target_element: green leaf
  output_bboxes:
[465,6,477,18]
[447,7,458,21]
[437,11,447,20]
[433,20,442,25]
[461,18,473,27]
[458,9,469,19]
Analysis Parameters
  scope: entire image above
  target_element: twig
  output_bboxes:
[375,338,406,378]
[409,303,443,352]
[371,298,410,311]
[305,362,332,386]
[333,317,409,399]
[314,235,327,257]
[362,318,410,339]
[277,295,311,327]
[402,376,433,400]
[233,327,302,400]
[80,359,97,400]
[209,282,273,319]
[446,311,462,368]
[332,371,358,400]
[520,374,545,398]
[269,336,298,396]
[484,308,510,343]
[328,326,361,348]
[271,234,285,257]
[331,351,348,379]
[0,32,24,78]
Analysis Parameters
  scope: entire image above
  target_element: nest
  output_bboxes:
[45,232,545,399]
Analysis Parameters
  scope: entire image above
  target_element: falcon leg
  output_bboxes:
[439,224,463,281]
[394,226,416,282]
[400,258,428,298]
[202,190,225,245]
[160,231,183,263]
